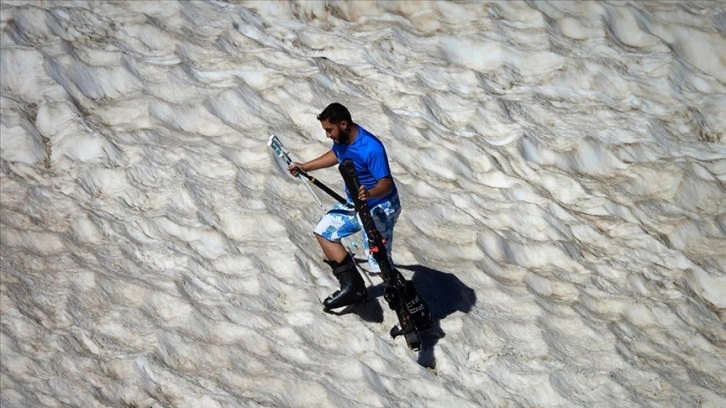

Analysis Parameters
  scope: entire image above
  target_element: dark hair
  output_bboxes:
[317,103,352,124]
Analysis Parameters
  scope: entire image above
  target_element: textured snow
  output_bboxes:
[1,1,725,407]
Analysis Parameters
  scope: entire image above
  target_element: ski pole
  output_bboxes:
[293,166,351,207]
[268,135,352,208]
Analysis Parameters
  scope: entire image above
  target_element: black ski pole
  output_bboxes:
[294,166,351,207]
[268,135,351,208]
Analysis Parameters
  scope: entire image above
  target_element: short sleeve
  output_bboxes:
[367,143,391,181]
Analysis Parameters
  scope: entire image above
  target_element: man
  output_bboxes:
[289,102,401,310]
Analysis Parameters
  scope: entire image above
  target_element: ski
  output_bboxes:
[338,158,432,351]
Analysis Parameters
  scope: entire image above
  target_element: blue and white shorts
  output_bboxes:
[314,195,401,273]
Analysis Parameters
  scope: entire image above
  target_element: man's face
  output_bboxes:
[321,119,349,144]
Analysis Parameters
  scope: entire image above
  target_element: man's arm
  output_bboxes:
[358,177,393,201]
[289,150,337,176]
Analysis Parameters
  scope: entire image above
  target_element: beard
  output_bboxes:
[337,127,351,144]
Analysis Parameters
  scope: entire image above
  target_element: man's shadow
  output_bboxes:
[397,263,477,368]
[332,261,477,369]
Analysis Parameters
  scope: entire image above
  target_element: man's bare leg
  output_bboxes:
[315,233,348,262]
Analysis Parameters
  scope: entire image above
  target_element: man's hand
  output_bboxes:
[358,184,370,201]
[358,177,392,201]
[288,162,304,177]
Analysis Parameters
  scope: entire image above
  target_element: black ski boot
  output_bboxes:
[323,254,367,310]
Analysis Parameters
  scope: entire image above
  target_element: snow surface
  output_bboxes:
[1,1,725,407]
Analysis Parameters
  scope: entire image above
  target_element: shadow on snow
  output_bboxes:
[332,261,477,369]
[398,263,477,368]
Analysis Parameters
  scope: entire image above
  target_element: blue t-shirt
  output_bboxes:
[332,126,398,207]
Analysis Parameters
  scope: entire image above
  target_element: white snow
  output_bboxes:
[1,1,725,407]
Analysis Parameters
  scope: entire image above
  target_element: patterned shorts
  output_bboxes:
[314,195,401,272]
